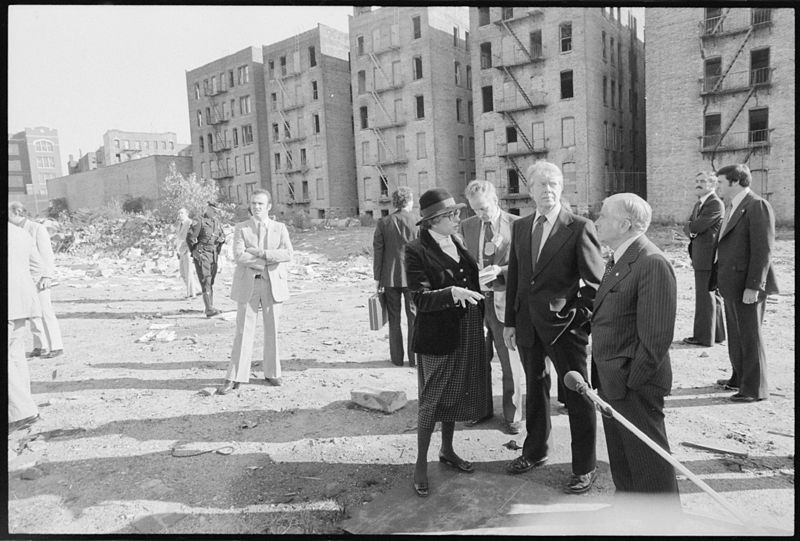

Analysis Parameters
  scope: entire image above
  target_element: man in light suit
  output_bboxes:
[682,171,726,348]
[593,193,679,498]
[8,201,64,358]
[217,189,293,394]
[458,180,524,434]
[373,187,418,367]
[8,222,44,433]
[715,164,778,402]
[503,161,605,494]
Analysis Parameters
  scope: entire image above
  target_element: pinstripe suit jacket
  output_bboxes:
[591,235,676,400]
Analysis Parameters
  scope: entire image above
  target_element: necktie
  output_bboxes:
[721,202,733,233]
[690,200,701,222]
[530,215,547,271]
[482,221,494,268]
[258,221,266,249]
[601,254,615,284]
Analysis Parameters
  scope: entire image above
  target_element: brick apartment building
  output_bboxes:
[264,24,358,219]
[8,127,64,216]
[349,6,475,218]
[186,47,270,206]
[646,7,794,224]
[470,7,645,216]
[69,130,190,174]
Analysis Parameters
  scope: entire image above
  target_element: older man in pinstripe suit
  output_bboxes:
[592,193,679,498]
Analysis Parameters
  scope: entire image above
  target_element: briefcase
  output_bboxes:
[368,293,388,331]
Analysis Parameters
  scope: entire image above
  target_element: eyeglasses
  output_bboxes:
[443,210,460,221]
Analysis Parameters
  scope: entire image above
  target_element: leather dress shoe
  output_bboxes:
[565,469,597,494]
[506,455,548,474]
[215,381,240,395]
[504,421,522,435]
[465,414,493,427]
[43,349,63,358]
[27,348,46,358]
[265,377,283,386]
[8,414,40,434]
[205,309,222,318]
[730,393,763,403]
[682,337,711,347]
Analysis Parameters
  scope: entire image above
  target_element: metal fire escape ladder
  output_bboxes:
[500,65,536,110]
[370,127,396,162]
[369,90,394,123]
[710,8,731,35]
[711,85,756,156]
[703,25,754,115]
[506,156,528,188]
[502,112,534,152]
[368,52,391,86]
[499,19,534,62]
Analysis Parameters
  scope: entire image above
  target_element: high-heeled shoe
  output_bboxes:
[413,481,429,497]
[215,381,240,395]
[439,453,474,473]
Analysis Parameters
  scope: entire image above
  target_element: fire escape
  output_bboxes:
[699,8,774,168]
[364,28,406,202]
[206,83,233,181]
[492,9,547,198]
[275,37,308,205]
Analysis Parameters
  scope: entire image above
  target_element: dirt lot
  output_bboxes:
[7,223,795,534]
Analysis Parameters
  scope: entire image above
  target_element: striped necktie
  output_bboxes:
[601,254,615,284]
[530,215,547,271]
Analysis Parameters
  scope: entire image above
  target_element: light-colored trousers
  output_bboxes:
[484,291,525,424]
[226,275,282,382]
[31,287,63,351]
[8,320,38,422]
[178,251,200,297]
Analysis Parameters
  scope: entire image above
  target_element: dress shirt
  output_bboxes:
[698,191,713,207]
[477,208,502,269]
[531,203,562,260]
[721,187,750,234]
[429,228,460,262]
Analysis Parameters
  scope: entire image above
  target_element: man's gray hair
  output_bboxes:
[526,160,563,184]
[605,193,652,233]
[9,201,27,215]
[695,171,716,183]
[464,179,497,199]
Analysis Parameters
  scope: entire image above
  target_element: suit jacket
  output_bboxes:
[505,208,605,347]
[373,209,418,288]
[20,218,56,278]
[229,217,293,304]
[716,191,778,295]
[458,210,518,323]
[8,223,43,320]
[405,229,481,355]
[683,192,723,271]
[592,235,676,400]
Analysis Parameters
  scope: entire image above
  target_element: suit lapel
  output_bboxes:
[594,236,646,313]
[533,209,574,278]
[720,192,752,239]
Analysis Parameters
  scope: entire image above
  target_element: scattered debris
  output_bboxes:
[766,430,794,438]
[350,388,407,414]
[503,440,522,451]
[198,387,218,397]
[681,441,749,458]
[20,467,46,480]
[171,444,235,457]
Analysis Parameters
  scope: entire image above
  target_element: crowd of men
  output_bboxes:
[8,161,778,502]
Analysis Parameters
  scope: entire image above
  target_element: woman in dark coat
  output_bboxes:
[404,188,492,497]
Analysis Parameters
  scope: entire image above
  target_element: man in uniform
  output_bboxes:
[187,201,226,317]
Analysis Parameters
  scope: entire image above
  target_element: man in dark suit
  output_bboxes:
[715,164,778,402]
[373,187,419,366]
[592,193,679,498]
[459,180,524,434]
[503,161,605,494]
[682,171,726,347]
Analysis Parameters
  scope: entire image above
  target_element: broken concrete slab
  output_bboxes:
[350,388,407,413]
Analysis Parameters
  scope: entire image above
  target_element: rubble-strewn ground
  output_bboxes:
[7,224,795,534]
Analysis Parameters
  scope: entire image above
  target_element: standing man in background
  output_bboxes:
[175,207,200,299]
[8,221,44,433]
[502,161,605,494]
[187,201,226,317]
[682,171,726,348]
[714,164,778,402]
[373,187,418,367]
[8,201,64,359]
[217,189,293,394]
[592,193,679,497]
[459,180,524,434]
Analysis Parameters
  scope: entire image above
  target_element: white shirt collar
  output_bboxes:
[698,191,713,205]
[612,232,644,262]
[252,215,271,227]
[730,187,750,211]
[534,203,561,225]
[429,228,453,244]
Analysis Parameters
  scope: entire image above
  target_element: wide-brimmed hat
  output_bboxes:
[416,188,466,225]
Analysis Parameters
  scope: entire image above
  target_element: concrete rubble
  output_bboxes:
[350,388,408,414]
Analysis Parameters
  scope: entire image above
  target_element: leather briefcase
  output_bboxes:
[369,293,388,330]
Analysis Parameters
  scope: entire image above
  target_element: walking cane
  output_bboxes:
[564,371,764,533]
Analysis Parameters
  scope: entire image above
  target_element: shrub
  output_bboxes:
[157,162,219,223]
[47,198,69,219]
[122,196,154,214]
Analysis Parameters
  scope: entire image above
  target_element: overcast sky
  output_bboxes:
[9,5,644,172]
[8,5,354,168]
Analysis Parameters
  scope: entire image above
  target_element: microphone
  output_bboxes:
[564,371,589,394]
